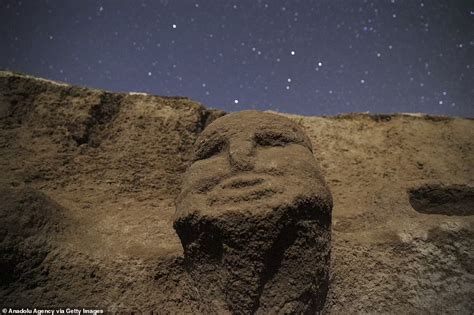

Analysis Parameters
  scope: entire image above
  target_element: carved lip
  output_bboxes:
[208,175,282,205]
[221,176,265,190]
[208,187,278,206]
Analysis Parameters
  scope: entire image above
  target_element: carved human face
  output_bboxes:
[176,110,330,217]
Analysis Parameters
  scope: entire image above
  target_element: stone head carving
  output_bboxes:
[176,110,331,216]
[174,110,332,314]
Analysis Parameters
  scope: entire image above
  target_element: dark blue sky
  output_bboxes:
[1,0,473,116]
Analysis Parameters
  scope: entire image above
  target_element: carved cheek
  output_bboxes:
[253,147,291,175]
[185,155,229,192]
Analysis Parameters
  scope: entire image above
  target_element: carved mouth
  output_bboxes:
[221,177,265,189]
[206,175,283,206]
[208,187,278,206]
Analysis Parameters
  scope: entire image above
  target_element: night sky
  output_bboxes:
[1,0,473,116]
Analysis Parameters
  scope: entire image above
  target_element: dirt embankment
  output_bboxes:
[0,71,473,313]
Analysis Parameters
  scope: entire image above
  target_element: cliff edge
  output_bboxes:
[0,71,472,313]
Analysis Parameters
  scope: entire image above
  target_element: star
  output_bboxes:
[1,1,469,117]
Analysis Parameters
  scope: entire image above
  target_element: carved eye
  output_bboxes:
[254,132,296,147]
[194,138,227,161]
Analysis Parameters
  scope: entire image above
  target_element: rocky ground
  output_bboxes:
[0,70,473,313]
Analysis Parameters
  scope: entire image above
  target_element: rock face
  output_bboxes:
[0,186,68,288]
[408,184,474,216]
[0,71,473,313]
[174,111,332,313]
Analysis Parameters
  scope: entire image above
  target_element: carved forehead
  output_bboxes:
[197,110,312,149]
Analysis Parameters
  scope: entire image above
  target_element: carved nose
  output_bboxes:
[229,140,254,171]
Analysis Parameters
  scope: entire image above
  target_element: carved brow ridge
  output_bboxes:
[194,131,309,161]
[254,130,305,145]
[194,136,227,161]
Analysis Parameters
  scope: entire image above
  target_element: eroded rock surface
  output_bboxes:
[174,111,333,314]
[0,185,67,290]
[408,184,474,216]
[0,71,473,313]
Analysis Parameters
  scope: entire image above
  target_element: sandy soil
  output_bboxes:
[0,70,472,313]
